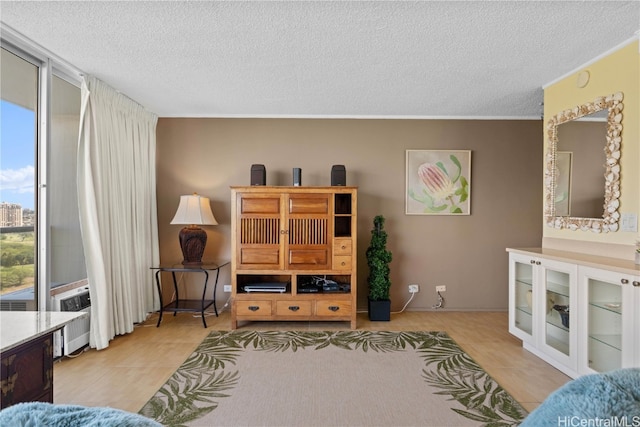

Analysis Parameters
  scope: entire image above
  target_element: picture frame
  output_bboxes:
[406,150,471,215]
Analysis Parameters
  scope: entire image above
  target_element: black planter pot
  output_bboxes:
[368,298,391,321]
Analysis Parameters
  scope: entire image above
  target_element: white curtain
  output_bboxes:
[77,75,159,350]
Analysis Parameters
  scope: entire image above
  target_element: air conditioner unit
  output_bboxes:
[52,284,91,358]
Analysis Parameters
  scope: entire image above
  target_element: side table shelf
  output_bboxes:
[151,261,230,328]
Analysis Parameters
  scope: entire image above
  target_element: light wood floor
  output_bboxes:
[53,310,571,415]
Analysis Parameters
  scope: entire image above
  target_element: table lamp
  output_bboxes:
[170,193,218,264]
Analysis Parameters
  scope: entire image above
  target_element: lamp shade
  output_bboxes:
[170,194,218,226]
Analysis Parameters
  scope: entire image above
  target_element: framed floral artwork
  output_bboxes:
[406,150,471,215]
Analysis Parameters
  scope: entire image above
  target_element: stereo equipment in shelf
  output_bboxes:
[243,282,288,293]
[298,284,320,293]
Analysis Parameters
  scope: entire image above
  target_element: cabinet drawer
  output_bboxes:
[316,300,351,317]
[333,256,352,270]
[276,301,312,316]
[289,249,328,267]
[240,196,280,214]
[236,300,272,316]
[333,239,352,255]
[240,248,280,265]
[288,195,329,214]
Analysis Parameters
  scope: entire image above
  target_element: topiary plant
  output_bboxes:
[366,215,392,301]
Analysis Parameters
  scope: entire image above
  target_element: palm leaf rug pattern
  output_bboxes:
[139,330,526,426]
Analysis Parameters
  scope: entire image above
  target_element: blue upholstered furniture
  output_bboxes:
[522,368,640,426]
[0,402,161,426]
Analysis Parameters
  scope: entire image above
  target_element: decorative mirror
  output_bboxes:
[544,92,624,232]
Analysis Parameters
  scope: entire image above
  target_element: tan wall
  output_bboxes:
[156,118,542,311]
[543,40,639,257]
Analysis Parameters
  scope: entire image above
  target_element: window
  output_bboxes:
[0,42,85,312]
[50,75,85,285]
[0,47,38,310]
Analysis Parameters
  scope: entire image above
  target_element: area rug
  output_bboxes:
[139,330,526,426]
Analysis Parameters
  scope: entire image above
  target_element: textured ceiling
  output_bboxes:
[1,1,638,118]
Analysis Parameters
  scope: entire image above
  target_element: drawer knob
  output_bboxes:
[288,306,300,312]
[341,262,346,266]
[633,281,640,287]
[621,279,629,284]
[248,306,259,312]
[341,245,346,250]
[328,306,340,312]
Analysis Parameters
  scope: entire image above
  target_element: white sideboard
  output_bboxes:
[507,247,640,378]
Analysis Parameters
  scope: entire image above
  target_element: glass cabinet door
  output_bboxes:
[586,277,623,372]
[578,266,638,375]
[513,260,534,338]
[543,269,571,356]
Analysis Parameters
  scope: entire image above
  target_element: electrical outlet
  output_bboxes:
[223,285,232,292]
[408,284,419,293]
[436,285,446,293]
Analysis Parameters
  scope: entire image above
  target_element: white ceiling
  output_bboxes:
[1,1,638,119]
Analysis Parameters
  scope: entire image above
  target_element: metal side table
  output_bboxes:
[151,261,229,328]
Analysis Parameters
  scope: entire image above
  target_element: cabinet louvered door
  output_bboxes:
[286,193,331,270]
[235,193,284,270]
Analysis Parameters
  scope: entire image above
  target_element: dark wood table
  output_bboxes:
[0,311,87,409]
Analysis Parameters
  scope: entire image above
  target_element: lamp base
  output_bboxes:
[178,226,207,265]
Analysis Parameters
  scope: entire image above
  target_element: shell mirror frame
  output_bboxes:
[544,92,624,233]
